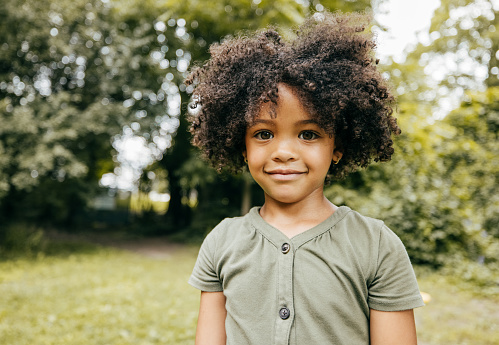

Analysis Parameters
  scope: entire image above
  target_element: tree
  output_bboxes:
[324,0,499,268]
[425,0,499,88]
[0,0,190,226]
[0,0,378,233]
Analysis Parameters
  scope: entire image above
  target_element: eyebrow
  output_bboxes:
[299,119,321,125]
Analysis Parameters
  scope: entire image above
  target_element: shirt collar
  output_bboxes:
[247,206,352,249]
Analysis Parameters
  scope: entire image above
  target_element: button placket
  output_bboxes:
[274,242,294,345]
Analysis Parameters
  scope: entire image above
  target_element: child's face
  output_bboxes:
[244,84,342,205]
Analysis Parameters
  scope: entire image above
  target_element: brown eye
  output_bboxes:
[255,131,273,140]
[299,131,319,140]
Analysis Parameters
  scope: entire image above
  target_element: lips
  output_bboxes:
[266,169,304,175]
[265,169,305,181]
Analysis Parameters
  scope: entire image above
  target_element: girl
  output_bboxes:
[186,11,424,345]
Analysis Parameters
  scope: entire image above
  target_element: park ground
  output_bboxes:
[0,235,498,345]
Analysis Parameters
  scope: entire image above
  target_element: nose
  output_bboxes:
[271,139,297,162]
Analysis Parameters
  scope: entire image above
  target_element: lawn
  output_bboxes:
[0,244,199,345]
[415,268,499,345]
[0,241,497,345]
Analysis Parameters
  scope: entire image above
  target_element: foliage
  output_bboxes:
[442,87,499,240]
[425,0,499,88]
[0,0,189,225]
[325,86,499,267]
[0,223,46,258]
[325,0,499,269]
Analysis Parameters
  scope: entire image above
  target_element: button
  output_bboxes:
[281,243,290,254]
[279,307,290,320]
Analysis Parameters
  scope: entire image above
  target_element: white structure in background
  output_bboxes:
[100,135,155,191]
[375,0,499,119]
[92,194,117,210]
[374,0,441,62]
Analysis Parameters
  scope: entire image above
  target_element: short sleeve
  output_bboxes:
[188,225,224,292]
[367,225,425,311]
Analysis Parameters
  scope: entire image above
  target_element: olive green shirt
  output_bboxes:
[189,206,424,345]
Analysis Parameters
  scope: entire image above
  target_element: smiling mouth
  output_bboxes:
[265,169,305,180]
[266,169,304,175]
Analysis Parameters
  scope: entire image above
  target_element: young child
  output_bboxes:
[186,11,424,345]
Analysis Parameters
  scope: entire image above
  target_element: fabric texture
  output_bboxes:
[189,206,424,345]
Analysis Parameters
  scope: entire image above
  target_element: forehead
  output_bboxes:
[251,84,316,122]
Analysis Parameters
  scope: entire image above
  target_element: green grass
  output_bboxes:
[0,242,498,345]
[0,244,200,345]
[415,267,499,345]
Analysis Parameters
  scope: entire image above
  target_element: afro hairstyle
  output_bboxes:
[185,11,400,179]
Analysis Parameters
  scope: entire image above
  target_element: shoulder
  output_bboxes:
[340,208,407,252]
[206,211,252,237]
[193,213,251,270]
[342,207,384,228]
[201,210,256,248]
[338,207,386,241]
[336,208,408,270]
[346,209,405,247]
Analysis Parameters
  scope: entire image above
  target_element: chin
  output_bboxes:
[265,193,305,205]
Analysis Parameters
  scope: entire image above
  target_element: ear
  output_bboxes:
[332,148,343,162]
[242,150,247,163]
[332,142,343,163]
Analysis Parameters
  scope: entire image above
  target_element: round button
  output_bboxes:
[279,307,290,320]
[281,243,290,254]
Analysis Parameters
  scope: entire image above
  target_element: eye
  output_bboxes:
[299,131,319,140]
[255,130,273,140]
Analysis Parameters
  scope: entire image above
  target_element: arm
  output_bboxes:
[195,291,227,345]
[370,309,417,345]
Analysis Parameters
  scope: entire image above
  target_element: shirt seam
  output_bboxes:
[368,295,425,311]
[371,222,385,285]
[294,209,352,250]
[252,223,279,248]
[369,295,424,305]
[188,276,223,292]
[213,219,223,285]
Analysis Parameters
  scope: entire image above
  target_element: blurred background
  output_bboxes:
[0,0,498,344]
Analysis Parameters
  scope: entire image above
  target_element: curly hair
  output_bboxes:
[186,11,400,179]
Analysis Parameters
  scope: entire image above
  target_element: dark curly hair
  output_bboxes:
[186,11,400,179]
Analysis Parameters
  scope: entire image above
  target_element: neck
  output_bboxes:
[260,190,337,238]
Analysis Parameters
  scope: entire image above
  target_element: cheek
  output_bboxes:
[246,146,263,165]
[313,144,335,159]
[311,146,335,170]
[244,135,260,159]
